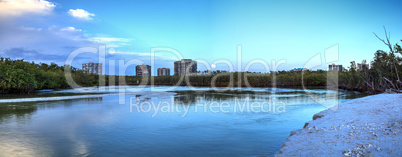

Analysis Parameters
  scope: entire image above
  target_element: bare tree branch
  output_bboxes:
[373,26,401,84]
[383,77,399,93]
[373,32,387,45]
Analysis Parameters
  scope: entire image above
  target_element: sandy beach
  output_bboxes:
[276,93,401,156]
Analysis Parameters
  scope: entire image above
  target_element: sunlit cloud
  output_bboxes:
[68,9,95,20]
[0,0,55,18]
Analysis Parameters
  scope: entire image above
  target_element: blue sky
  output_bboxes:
[0,0,401,75]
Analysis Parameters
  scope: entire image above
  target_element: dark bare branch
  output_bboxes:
[373,32,387,46]
[374,27,400,83]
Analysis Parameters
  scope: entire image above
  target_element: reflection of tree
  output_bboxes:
[173,90,368,106]
[0,102,37,123]
[174,94,197,104]
[81,97,103,104]
[174,91,253,104]
[173,90,307,105]
[0,97,104,123]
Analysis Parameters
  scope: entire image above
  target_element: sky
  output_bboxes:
[0,0,401,75]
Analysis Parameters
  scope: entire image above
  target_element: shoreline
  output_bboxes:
[275,93,401,156]
[1,81,381,95]
[0,91,176,103]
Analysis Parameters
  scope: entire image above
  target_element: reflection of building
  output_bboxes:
[328,64,342,71]
[357,63,369,70]
[82,97,103,104]
[290,68,308,72]
[157,68,170,76]
[136,64,151,77]
[174,93,197,104]
[82,62,102,75]
[174,59,197,75]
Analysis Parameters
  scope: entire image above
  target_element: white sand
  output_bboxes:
[276,93,401,157]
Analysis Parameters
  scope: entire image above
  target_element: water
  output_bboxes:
[0,86,368,156]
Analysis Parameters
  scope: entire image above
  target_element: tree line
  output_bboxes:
[0,58,99,93]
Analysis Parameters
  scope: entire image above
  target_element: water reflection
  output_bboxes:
[0,97,107,156]
[173,90,291,104]
[0,135,54,157]
[173,89,367,107]
[0,97,103,123]
[0,102,37,123]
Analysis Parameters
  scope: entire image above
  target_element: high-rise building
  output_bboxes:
[174,59,197,75]
[136,64,151,77]
[82,62,102,75]
[328,64,342,71]
[357,63,369,70]
[157,68,170,76]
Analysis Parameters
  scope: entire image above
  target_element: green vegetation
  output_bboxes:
[338,45,402,92]
[0,58,99,93]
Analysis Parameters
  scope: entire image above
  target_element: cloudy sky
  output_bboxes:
[0,0,401,75]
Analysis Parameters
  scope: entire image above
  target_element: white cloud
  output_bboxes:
[0,24,97,60]
[60,26,81,32]
[114,52,159,56]
[0,0,55,18]
[0,23,139,64]
[90,37,131,43]
[113,52,177,60]
[89,37,133,47]
[20,26,42,31]
[68,9,95,20]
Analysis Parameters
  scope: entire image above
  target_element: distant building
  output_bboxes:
[328,64,342,71]
[136,64,151,77]
[157,68,170,76]
[82,62,102,75]
[174,59,197,75]
[290,68,308,72]
[357,63,369,70]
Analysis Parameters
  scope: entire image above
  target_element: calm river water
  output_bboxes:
[0,86,367,156]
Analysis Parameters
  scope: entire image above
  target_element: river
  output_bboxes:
[0,86,368,156]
